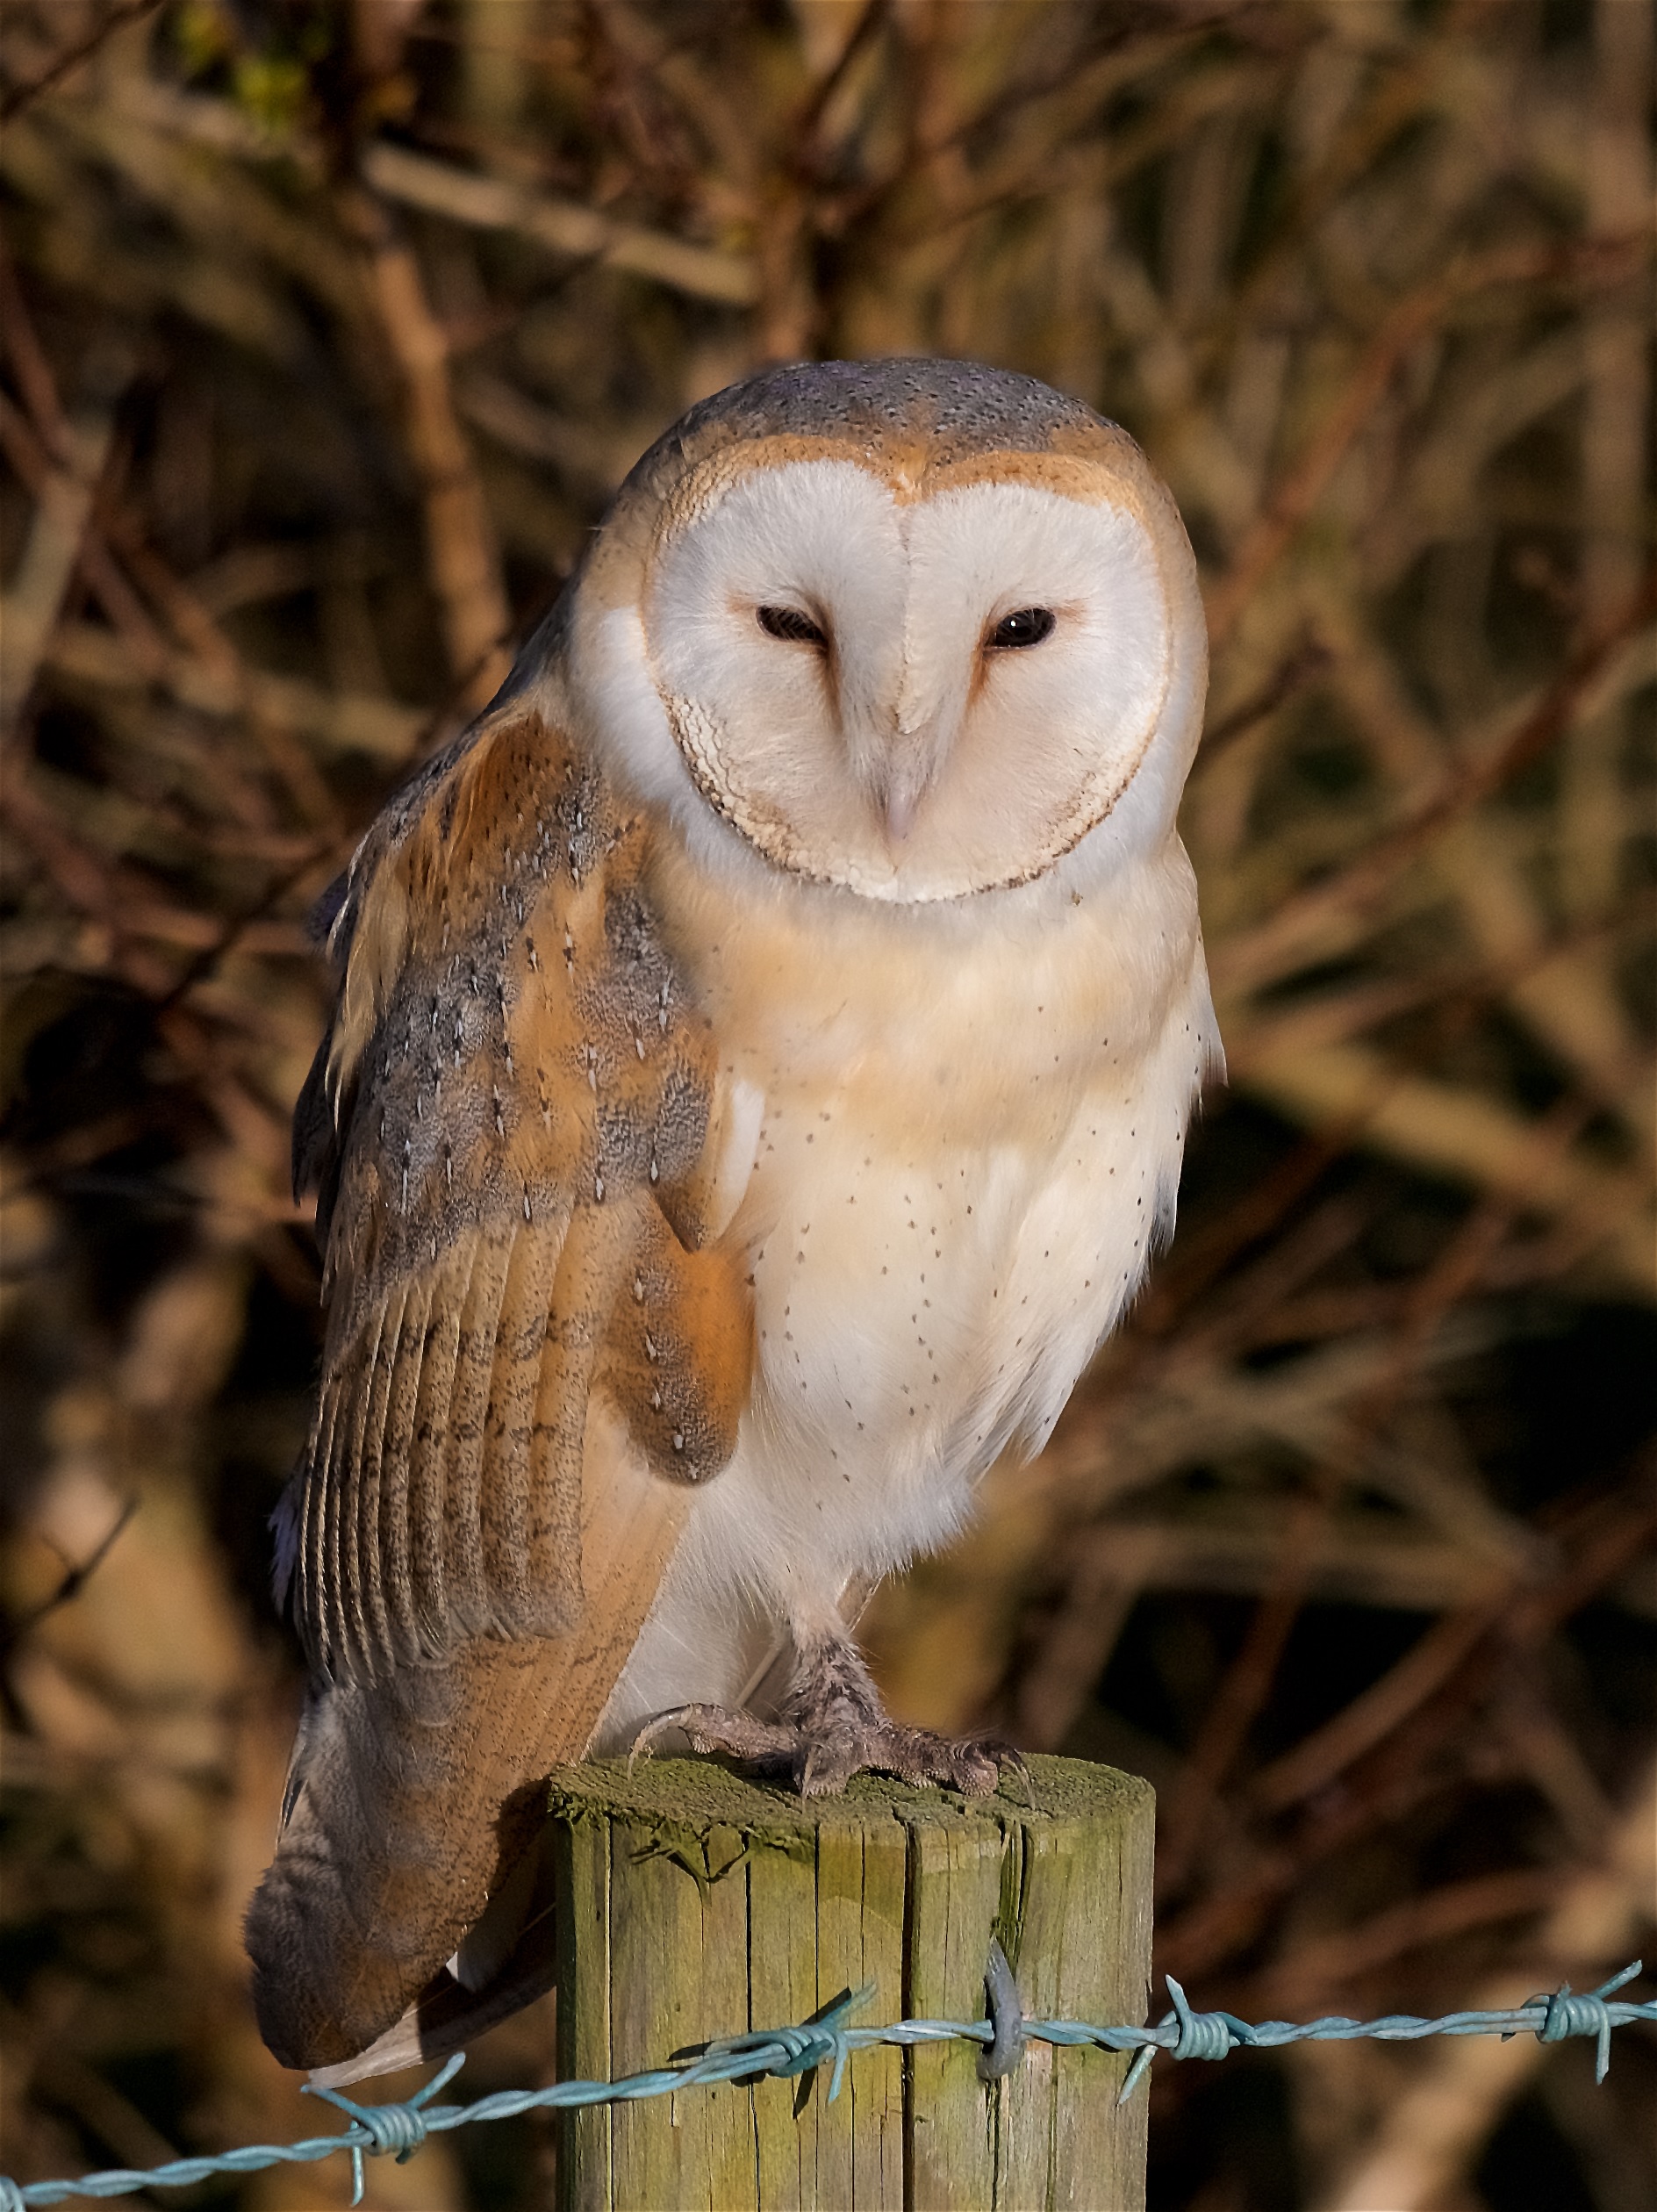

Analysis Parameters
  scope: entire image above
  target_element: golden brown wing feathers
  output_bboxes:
[291,708,746,1677]
[246,706,751,2066]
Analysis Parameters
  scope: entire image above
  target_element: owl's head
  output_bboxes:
[549,360,1205,904]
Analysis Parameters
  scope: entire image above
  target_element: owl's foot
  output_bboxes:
[630,1634,1025,1799]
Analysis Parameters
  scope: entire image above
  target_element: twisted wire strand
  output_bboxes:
[2,1964,1650,2208]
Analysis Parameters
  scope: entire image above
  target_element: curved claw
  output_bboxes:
[625,1708,688,1771]
[986,1741,1038,1811]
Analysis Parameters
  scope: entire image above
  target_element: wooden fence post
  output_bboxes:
[549,1754,1153,2211]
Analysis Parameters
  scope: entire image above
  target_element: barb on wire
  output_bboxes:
[1,1963,1650,2208]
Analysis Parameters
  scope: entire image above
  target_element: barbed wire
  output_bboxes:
[3,1960,1650,2208]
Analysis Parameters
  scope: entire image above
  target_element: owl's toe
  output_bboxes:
[874,1722,1021,1798]
[628,1703,798,1772]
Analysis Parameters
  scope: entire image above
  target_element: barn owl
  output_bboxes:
[246,358,1221,2079]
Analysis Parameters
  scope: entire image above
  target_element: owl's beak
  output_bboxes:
[849,699,950,855]
[883,783,920,845]
[875,725,949,851]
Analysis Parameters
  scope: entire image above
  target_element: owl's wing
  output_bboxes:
[246,701,754,2070]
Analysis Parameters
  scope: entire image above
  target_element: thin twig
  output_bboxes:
[0,1497,139,1663]
[0,0,165,125]
[1196,636,1331,764]
[1216,564,1657,996]
[1204,237,1648,650]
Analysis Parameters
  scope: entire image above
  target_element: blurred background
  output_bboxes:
[1,2,1653,2206]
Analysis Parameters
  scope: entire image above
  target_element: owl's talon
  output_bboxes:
[979,1739,1038,1809]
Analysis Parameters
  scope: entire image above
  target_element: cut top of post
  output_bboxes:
[548,1750,1150,1848]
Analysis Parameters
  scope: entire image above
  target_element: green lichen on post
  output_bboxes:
[550,1755,1153,2211]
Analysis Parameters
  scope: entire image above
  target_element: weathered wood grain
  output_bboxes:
[547,1755,1153,2210]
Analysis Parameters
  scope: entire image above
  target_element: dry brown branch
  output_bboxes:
[1264,1866,1565,2009]
[0,407,117,739]
[361,141,760,306]
[0,0,163,125]
[1218,565,1657,996]
[1196,635,1331,764]
[1154,1134,1560,1893]
[342,188,513,711]
[1158,1463,1657,1985]
[1238,1039,1652,1285]
[0,232,71,451]
[44,621,425,763]
[1202,243,1621,649]
[1252,1599,1502,1814]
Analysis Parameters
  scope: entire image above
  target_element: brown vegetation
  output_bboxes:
[2,4,1652,2206]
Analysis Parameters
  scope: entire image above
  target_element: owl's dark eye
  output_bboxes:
[757,604,828,647]
[987,607,1056,650]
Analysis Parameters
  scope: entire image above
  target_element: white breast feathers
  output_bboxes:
[595,836,1220,1740]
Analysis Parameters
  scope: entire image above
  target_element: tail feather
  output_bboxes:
[306,1834,562,2086]
[245,1639,573,2070]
